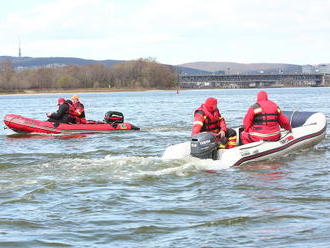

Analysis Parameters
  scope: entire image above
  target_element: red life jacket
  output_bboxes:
[68,103,76,119]
[73,102,86,119]
[194,105,222,133]
[249,100,281,140]
[67,102,86,123]
[252,103,279,126]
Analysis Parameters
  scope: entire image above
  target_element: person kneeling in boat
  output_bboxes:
[192,97,237,149]
[69,95,86,123]
[46,98,75,123]
[241,90,292,145]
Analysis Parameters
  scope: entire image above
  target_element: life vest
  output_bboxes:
[252,103,279,126]
[194,105,223,133]
[249,101,281,139]
[73,102,86,118]
[67,102,86,123]
[68,102,76,119]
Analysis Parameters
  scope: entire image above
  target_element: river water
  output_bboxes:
[0,88,329,247]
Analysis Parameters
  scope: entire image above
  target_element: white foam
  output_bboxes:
[22,153,233,183]
[161,141,191,159]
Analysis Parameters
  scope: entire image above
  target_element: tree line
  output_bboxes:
[0,58,178,91]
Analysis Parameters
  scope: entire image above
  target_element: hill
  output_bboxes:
[2,56,328,74]
[0,56,124,68]
[174,65,223,75]
[0,56,209,75]
[178,61,302,74]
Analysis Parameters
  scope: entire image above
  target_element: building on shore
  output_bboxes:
[302,64,315,73]
[317,64,330,74]
[302,64,330,74]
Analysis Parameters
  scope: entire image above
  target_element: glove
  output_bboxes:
[219,136,228,145]
[218,130,225,138]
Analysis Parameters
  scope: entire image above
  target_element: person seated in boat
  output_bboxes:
[69,95,86,123]
[192,97,237,149]
[46,98,75,123]
[241,90,292,144]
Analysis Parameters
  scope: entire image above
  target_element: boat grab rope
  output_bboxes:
[4,116,16,130]
[289,110,297,127]
[280,130,292,140]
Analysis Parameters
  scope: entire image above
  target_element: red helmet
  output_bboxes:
[57,98,65,105]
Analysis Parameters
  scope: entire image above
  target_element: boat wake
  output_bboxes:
[101,155,232,178]
[17,155,233,183]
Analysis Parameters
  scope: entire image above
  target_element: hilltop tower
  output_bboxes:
[18,38,21,57]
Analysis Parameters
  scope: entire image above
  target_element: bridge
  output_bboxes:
[179,73,327,88]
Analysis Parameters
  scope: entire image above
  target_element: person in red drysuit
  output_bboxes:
[241,91,292,144]
[70,95,86,123]
[192,97,236,149]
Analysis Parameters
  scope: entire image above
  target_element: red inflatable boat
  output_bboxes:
[4,112,140,135]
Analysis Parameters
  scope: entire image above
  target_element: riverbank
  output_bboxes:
[0,87,174,96]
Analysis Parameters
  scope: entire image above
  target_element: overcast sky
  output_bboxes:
[0,0,329,65]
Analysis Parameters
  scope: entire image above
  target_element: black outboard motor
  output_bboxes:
[190,132,219,160]
[104,111,124,124]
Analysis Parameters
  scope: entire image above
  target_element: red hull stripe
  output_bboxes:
[233,127,326,167]
[6,122,131,133]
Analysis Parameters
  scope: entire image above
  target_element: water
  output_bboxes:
[0,88,329,247]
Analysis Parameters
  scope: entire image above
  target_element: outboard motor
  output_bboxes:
[104,111,124,124]
[190,132,219,160]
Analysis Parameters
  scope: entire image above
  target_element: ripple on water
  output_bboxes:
[0,89,329,247]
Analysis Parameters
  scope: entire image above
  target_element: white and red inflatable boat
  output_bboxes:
[162,111,327,167]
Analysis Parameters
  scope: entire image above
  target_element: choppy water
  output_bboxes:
[0,88,329,247]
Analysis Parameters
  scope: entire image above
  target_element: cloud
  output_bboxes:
[2,0,115,37]
[0,0,329,64]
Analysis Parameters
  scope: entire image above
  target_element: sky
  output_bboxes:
[0,0,329,65]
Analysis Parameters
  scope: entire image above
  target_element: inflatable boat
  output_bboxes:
[3,111,140,135]
[162,111,327,167]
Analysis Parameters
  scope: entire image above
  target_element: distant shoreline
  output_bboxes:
[0,88,175,96]
[2,86,329,96]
